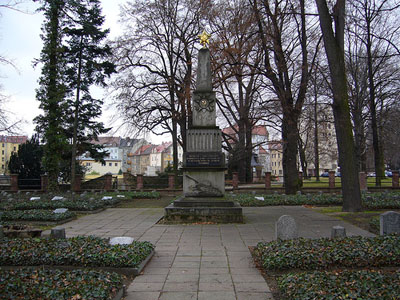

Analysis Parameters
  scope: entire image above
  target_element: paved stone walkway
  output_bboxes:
[62,206,374,300]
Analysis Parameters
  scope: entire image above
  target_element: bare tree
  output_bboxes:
[348,0,400,185]
[250,0,320,194]
[315,0,362,212]
[110,0,206,173]
[209,0,265,183]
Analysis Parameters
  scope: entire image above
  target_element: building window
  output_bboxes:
[13,146,16,151]
[86,162,91,166]
[101,162,106,166]
[115,163,118,166]
[2,158,4,162]
[1,165,3,169]
[109,163,112,166]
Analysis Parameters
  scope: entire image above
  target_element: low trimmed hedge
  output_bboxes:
[0,209,75,222]
[11,200,105,211]
[277,269,400,300]
[0,268,123,300]
[254,235,400,271]
[228,192,400,209]
[0,236,154,268]
[0,197,120,212]
[228,193,342,206]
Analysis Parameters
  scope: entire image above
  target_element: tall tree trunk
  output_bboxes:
[237,119,246,183]
[298,136,308,178]
[365,20,385,186]
[70,36,83,191]
[282,106,300,194]
[245,122,253,183]
[314,89,320,181]
[316,0,362,212]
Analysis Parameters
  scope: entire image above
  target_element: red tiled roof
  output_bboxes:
[0,136,28,144]
[91,136,121,146]
[259,145,267,154]
[134,144,153,155]
[268,141,283,150]
[153,141,172,153]
[252,125,268,136]
[222,125,268,136]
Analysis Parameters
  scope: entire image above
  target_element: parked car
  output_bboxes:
[367,172,376,177]
[385,170,393,177]
[335,172,341,177]
[321,172,329,177]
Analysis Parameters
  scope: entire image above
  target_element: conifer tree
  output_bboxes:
[34,0,69,191]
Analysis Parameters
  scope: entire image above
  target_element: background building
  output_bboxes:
[0,136,28,174]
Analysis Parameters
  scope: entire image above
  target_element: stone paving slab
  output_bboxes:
[59,206,375,300]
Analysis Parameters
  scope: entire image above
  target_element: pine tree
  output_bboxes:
[8,135,44,187]
[34,0,114,190]
[63,0,115,188]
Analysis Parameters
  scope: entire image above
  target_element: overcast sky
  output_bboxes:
[0,0,163,142]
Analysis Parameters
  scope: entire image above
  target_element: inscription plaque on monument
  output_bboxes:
[184,152,224,167]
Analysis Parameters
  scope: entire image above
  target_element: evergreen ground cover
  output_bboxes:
[0,236,154,268]
[277,269,400,300]
[0,209,75,222]
[254,235,400,299]
[0,268,124,300]
[228,191,400,209]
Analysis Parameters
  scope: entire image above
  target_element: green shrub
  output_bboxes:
[255,235,400,271]
[0,236,154,268]
[277,269,400,300]
[0,268,123,300]
[0,209,75,222]
[229,193,342,206]
[370,216,380,233]
[226,192,400,209]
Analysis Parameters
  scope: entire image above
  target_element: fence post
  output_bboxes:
[136,174,144,190]
[265,172,271,189]
[104,174,113,191]
[168,173,175,190]
[392,171,399,188]
[255,166,262,182]
[359,172,367,191]
[41,174,48,192]
[328,171,336,189]
[10,174,18,192]
[73,174,82,192]
[232,172,239,190]
[298,171,303,187]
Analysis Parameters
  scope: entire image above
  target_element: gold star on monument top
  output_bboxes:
[198,30,211,48]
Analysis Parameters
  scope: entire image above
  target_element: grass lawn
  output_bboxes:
[310,206,400,234]
[299,176,393,188]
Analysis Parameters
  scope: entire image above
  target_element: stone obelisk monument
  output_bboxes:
[164,31,243,223]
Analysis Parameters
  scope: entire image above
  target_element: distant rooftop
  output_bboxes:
[0,136,28,144]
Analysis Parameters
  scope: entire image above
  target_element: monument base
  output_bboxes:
[164,196,243,223]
